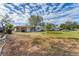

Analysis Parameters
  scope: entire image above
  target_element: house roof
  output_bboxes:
[15,26,34,28]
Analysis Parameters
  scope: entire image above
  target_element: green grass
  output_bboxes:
[14,31,79,39]
[42,31,79,39]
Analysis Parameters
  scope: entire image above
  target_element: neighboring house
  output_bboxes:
[14,26,43,32]
[14,24,63,32]
[52,27,64,31]
[0,27,3,32]
[0,26,6,32]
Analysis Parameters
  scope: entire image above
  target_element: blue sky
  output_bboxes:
[0,3,79,26]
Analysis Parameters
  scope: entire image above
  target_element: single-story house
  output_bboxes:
[14,26,43,32]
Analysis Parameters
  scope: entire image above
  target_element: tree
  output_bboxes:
[60,21,79,31]
[0,14,14,34]
[28,15,43,31]
[3,20,14,34]
[44,23,52,33]
[60,24,67,30]
[72,22,79,29]
[0,14,9,35]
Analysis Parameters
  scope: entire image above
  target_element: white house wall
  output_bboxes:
[35,26,42,32]
[25,28,31,32]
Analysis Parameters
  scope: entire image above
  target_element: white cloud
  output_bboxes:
[0,3,79,26]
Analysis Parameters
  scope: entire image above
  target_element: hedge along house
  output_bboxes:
[14,25,42,32]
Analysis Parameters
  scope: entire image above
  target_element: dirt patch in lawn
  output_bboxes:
[2,32,79,56]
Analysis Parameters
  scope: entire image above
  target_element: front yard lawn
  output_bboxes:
[42,31,79,39]
[2,31,79,56]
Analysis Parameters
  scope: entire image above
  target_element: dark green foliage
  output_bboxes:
[6,24,13,30]
[28,15,43,27]
[44,23,53,33]
[3,20,14,34]
[60,21,79,31]
[28,15,43,31]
